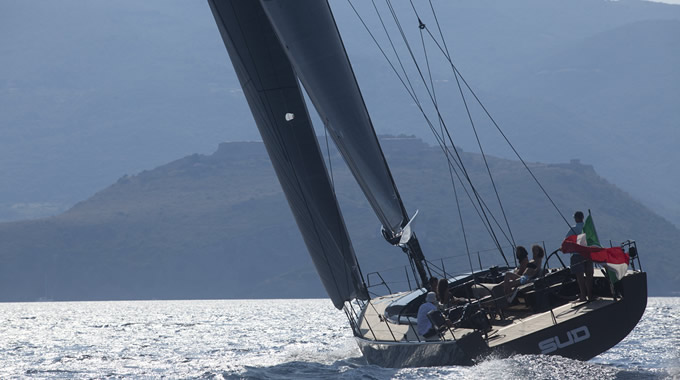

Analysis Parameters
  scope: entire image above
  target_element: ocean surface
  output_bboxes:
[0,297,678,379]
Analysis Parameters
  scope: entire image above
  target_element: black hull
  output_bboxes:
[356,272,647,368]
[355,333,484,367]
[490,271,647,360]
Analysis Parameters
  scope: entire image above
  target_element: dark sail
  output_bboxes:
[208,0,367,309]
[260,0,431,287]
[260,0,410,238]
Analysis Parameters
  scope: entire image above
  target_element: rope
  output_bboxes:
[417,19,572,229]
[387,0,511,265]
[348,0,516,265]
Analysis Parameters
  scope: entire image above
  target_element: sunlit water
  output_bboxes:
[0,298,677,379]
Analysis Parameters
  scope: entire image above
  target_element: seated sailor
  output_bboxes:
[437,278,468,308]
[417,292,441,339]
[504,244,545,302]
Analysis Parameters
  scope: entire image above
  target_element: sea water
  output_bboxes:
[0,298,677,379]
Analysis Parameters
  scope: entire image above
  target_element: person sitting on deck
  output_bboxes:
[437,278,468,308]
[500,246,529,300]
[428,276,439,295]
[504,245,545,303]
[417,292,441,339]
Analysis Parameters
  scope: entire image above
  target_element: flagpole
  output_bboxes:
[588,209,600,247]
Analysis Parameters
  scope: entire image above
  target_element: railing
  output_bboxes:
[365,271,392,295]
[351,240,644,344]
[544,248,567,272]
[621,240,642,271]
[364,248,514,297]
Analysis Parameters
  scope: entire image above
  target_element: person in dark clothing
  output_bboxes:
[437,278,467,307]
[504,245,545,302]
[428,276,439,294]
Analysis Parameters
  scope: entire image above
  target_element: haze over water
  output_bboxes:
[1,298,677,379]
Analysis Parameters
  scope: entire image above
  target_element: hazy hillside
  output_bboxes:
[339,2,680,227]
[1,0,679,229]
[0,137,676,302]
[497,19,680,228]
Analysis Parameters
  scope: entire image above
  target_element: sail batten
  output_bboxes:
[208,0,367,309]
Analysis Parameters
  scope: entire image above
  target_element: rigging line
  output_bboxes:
[395,74,515,251]
[370,0,420,103]
[416,13,474,272]
[413,2,504,271]
[418,14,473,266]
[428,244,517,263]
[412,93,511,261]
[341,3,424,289]
[386,2,494,209]
[448,48,518,252]
[415,5,458,249]
[347,0,416,102]
[416,15,450,173]
[427,0,450,57]
[380,0,422,101]
[351,0,511,259]
[417,100,515,255]
[363,0,496,245]
[392,87,506,253]
[353,0,458,171]
[430,47,518,256]
[455,66,573,228]
[351,0,419,115]
[408,0,517,252]
[422,0,478,269]
[419,22,438,121]
[420,25,572,228]
[436,144,517,252]
[347,1,419,235]
[349,1,494,275]
[384,1,471,183]
[324,125,335,191]
[397,91,511,253]
[431,116,514,264]
[451,168,475,274]
[432,125,514,255]
[385,0,511,263]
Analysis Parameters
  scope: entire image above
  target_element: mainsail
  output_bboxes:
[208,0,367,308]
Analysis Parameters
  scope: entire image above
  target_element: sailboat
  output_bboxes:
[207,0,647,367]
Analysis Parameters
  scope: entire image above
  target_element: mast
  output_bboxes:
[260,0,430,288]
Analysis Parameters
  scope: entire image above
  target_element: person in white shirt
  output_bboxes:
[417,292,440,338]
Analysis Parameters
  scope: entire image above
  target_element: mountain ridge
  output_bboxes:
[0,136,676,302]
[1,0,679,227]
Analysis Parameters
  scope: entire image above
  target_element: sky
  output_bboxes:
[1,0,678,226]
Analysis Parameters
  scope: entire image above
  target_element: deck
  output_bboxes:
[357,292,616,347]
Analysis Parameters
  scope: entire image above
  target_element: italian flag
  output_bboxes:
[561,214,630,282]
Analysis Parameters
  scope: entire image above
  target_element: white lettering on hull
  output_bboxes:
[538,326,591,354]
